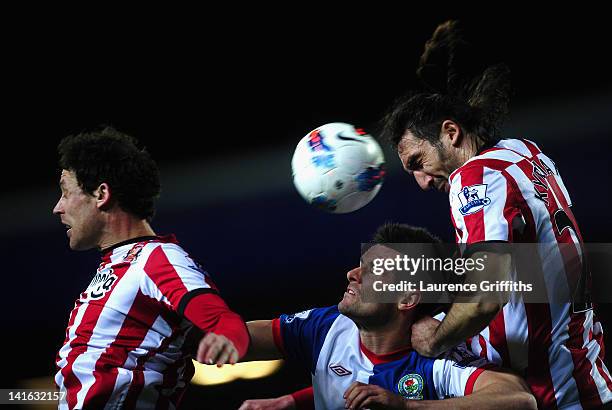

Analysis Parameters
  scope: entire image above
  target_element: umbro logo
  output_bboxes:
[329,364,352,377]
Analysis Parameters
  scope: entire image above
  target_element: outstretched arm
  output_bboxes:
[182,292,250,366]
[240,308,331,408]
[241,320,285,361]
[239,387,314,410]
[344,368,536,410]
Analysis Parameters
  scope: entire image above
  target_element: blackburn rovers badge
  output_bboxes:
[398,373,424,400]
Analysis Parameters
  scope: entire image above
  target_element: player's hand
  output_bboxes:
[238,394,296,410]
[411,315,442,357]
[196,332,239,366]
[343,382,410,409]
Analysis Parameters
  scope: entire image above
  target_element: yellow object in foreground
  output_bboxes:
[190,360,284,385]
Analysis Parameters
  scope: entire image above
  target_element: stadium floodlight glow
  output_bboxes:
[190,359,284,386]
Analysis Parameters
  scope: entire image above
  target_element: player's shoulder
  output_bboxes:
[280,305,341,326]
[450,155,514,191]
[496,138,542,157]
[141,236,190,262]
[278,306,343,357]
[450,160,502,187]
[130,236,202,276]
[450,138,541,183]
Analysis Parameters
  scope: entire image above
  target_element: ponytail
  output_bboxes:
[382,20,511,147]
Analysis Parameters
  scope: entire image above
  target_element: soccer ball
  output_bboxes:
[291,122,385,213]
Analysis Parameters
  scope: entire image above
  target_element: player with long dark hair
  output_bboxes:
[382,20,611,409]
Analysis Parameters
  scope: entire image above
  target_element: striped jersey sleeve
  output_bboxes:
[140,243,217,312]
[449,163,523,245]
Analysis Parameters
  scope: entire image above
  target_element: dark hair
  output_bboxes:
[58,126,161,221]
[381,20,511,149]
[372,222,440,245]
[371,222,446,317]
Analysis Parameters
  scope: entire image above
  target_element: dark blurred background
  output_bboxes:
[1,9,611,409]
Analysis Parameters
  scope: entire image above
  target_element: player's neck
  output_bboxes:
[97,211,156,250]
[358,322,411,355]
[451,136,479,171]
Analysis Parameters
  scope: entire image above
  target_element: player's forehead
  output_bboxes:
[397,131,425,154]
[59,169,78,188]
[397,131,431,164]
[361,244,400,264]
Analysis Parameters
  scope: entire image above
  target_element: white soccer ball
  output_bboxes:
[291,122,385,213]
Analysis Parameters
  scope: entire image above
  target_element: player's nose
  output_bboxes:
[347,266,362,283]
[413,171,434,191]
[53,198,64,215]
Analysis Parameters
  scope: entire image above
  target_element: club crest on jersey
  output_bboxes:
[123,242,146,263]
[458,184,491,215]
[398,373,424,400]
[86,268,119,300]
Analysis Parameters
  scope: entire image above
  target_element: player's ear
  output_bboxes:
[398,291,420,312]
[441,120,462,147]
[94,183,112,210]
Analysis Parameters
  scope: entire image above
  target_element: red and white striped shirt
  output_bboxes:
[449,138,612,409]
[55,235,232,409]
